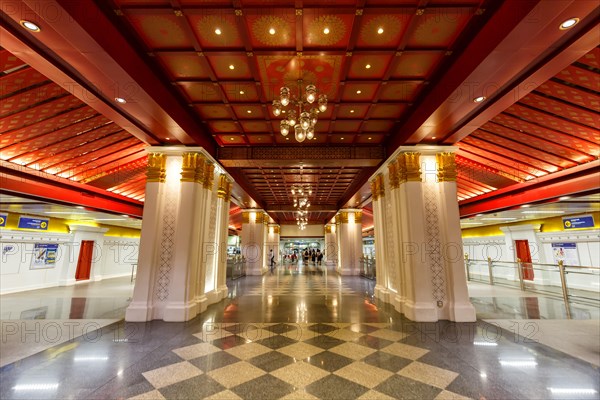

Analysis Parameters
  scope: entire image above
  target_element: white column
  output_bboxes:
[126,152,166,322]
[163,153,201,321]
[371,175,389,301]
[324,224,337,268]
[241,210,267,275]
[266,224,280,265]
[216,175,232,301]
[337,209,363,275]
[368,146,476,322]
[126,147,235,322]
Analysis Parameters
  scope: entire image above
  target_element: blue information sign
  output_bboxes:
[0,213,7,227]
[563,215,595,230]
[18,216,49,230]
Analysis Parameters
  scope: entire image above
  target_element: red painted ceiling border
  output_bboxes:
[459,160,600,217]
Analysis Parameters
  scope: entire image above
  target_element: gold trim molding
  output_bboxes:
[436,152,457,182]
[217,174,229,199]
[146,153,166,183]
[181,153,197,182]
[194,154,207,184]
[404,152,422,182]
[388,159,400,189]
[203,162,215,189]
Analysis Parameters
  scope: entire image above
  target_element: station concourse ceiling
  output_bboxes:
[0,0,598,229]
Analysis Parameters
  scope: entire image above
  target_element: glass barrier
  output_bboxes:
[465,255,600,318]
[227,255,246,280]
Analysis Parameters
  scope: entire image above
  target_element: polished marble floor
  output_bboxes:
[1,267,599,400]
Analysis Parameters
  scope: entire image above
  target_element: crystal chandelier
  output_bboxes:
[292,166,311,230]
[272,79,327,143]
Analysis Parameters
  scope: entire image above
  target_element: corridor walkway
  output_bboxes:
[1,267,599,399]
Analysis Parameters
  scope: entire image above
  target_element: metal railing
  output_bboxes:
[464,254,600,318]
[227,255,246,280]
[360,255,376,280]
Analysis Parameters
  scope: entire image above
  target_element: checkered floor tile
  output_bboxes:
[244,274,358,296]
[131,323,471,400]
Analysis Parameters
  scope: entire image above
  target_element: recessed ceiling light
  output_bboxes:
[356,90,362,94]
[323,27,330,35]
[365,64,371,69]
[559,18,579,30]
[377,27,384,34]
[230,137,234,141]
[559,196,571,200]
[368,137,372,140]
[165,137,170,141]
[350,110,355,113]
[20,20,40,32]
[115,97,126,103]
[521,204,530,208]
[215,28,222,35]
[229,64,235,70]
[286,137,289,140]
[473,96,486,103]
[432,136,436,139]
[341,137,344,140]
[239,90,245,95]
[269,28,276,35]
[247,110,252,114]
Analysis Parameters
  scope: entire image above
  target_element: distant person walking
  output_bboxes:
[269,249,275,274]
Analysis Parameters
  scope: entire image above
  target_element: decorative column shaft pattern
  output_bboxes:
[336,209,363,275]
[126,147,233,323]
[369,146,476,323]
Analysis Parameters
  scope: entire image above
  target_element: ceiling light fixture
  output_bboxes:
[115,97,126,104]
[272,75,327,143]
[559,18,579,30]
[377,27,384,34]
[473,96,486,103]
[229,64,235,70]
[20,20,41,32]
[269,28,276,35]
[323,27,330,34]
[365,64,371,69]
[215,28,222,35]
[356,90,362,94]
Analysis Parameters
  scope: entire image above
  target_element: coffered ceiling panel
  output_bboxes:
[1,0,597,225]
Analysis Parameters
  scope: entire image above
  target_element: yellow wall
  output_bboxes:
[0,212,141,238]
[461,211,600,238]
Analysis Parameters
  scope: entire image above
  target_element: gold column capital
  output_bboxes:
[388,159,400,189]
[376,174,385,198]
[338,211,348,224]
[203,162,215,189]
[355,211,362,224]
[146,153,166,183]
[217,174,228,199]
[397,155,407,184]
[194,154,206,184]
[370,180,378,201]
[181,152,198,182]
[436,152,457,182]
[325,225,332,234]
[403,152,422,182]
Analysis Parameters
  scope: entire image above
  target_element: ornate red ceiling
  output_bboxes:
[0,1,598,224]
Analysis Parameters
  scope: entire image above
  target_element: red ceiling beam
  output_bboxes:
[1,0,217,152]
[459,160,600,218]
[387,0,599,150]
[0,161,144,218]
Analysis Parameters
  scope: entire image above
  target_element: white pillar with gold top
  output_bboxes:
[241,210,268,275]
[368,146,476,322]
[216,175,233,301]
[266,224,280,267]
[324,223,337,268]
[126,147,234,322]
[336,209,363,275]
[370,175,387,300]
